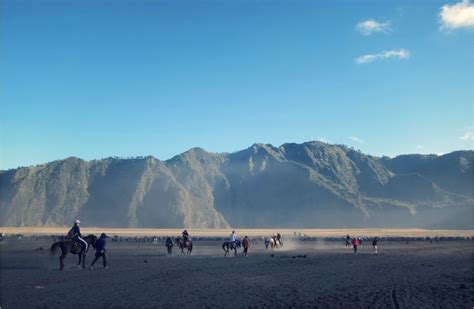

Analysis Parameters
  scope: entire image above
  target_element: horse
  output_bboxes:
[222,239,241,257]
[175,237,193,255]
[264,237,283,250]
[50,235,97,270]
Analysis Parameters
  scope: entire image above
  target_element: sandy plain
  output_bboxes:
[0,231,473,308]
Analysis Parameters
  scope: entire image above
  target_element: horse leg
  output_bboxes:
[77,253,82,265]
[82,253,86,269]
[60,253,66,271]
[234,249,237,256]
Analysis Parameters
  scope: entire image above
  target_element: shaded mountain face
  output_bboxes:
[1,142,473,229]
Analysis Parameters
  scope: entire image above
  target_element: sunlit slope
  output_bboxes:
[1,142,472,228]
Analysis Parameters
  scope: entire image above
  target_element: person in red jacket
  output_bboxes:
[351,237,360,254]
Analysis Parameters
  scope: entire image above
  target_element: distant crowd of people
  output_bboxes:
[346,234,378,255]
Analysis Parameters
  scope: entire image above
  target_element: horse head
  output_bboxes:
[85,234,97,249]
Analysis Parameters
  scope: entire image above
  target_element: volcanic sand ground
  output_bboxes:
[1,237,473,308]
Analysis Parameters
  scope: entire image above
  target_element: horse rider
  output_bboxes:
[276,233,282,246]
[182,229,190,244]
[272,233,277,245]
[68,219,88,254]
[229,230,237,248]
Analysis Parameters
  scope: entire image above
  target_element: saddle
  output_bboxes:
[72,241,82,251]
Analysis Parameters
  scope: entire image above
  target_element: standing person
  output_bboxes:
[165,236,174,255]
[68,219,88,254]
[372,237,378,255]
[345,234,351,247]
[89,233,108,269]
[351,237,360,254]
[242,236,250,256]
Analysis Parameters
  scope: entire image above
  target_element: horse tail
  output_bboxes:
[50,241,61,254]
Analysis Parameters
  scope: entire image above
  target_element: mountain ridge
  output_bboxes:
[1,141,472,229]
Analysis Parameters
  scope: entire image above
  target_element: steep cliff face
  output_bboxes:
[0,142,472,228]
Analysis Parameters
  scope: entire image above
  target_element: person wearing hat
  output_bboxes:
[89,233,108,269]
[68,219,88,254]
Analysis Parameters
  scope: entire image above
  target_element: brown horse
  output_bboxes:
[175,237,193,255]
[50,235,97,270]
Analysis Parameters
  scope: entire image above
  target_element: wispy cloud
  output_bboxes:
[416,145,425,150]
[459,131,474,140]
[355,49,410,64]
[316,136,329,143]
[440,0,474,30]
[349,136,365,144]
[356,19,392,35]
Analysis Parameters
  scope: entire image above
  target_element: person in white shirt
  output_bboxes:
[229,230,237,246]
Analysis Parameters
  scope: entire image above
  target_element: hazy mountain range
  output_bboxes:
[1,142,473,229]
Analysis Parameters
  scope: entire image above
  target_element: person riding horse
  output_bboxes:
[276,233,282,246]
[68,219,88,255]
[182,229,190,244]
[229,230,237,248]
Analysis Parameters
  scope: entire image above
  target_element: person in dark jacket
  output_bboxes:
[165,236,174,255]
[89,233,108,269]
[68,219,88,254]
[372,237,378,255]
[182,229,190,244]
[242,236,250,256]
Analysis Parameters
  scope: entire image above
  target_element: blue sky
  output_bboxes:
[1,0,473,169]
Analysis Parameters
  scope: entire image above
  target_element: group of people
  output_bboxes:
[346,234,378,255]
[66,220,380,266]
[229,230,251,256]
[67,220,108,269]
[164,229,251,256]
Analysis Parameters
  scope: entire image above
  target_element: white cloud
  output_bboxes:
[416,145,425,150]
[356,19,392,35]
[349,136,365,144]
[459,131,474,140]
[440,0,474,30]
[316,136,329,143]
[355,49,410,64]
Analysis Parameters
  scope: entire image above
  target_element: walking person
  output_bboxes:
[165,236,174,255]
[89,233,108,269]
[351,237,360,254]
[242,236,250,256]
[372,237,378,255]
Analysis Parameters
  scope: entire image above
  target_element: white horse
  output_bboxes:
[264,237,283,250]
